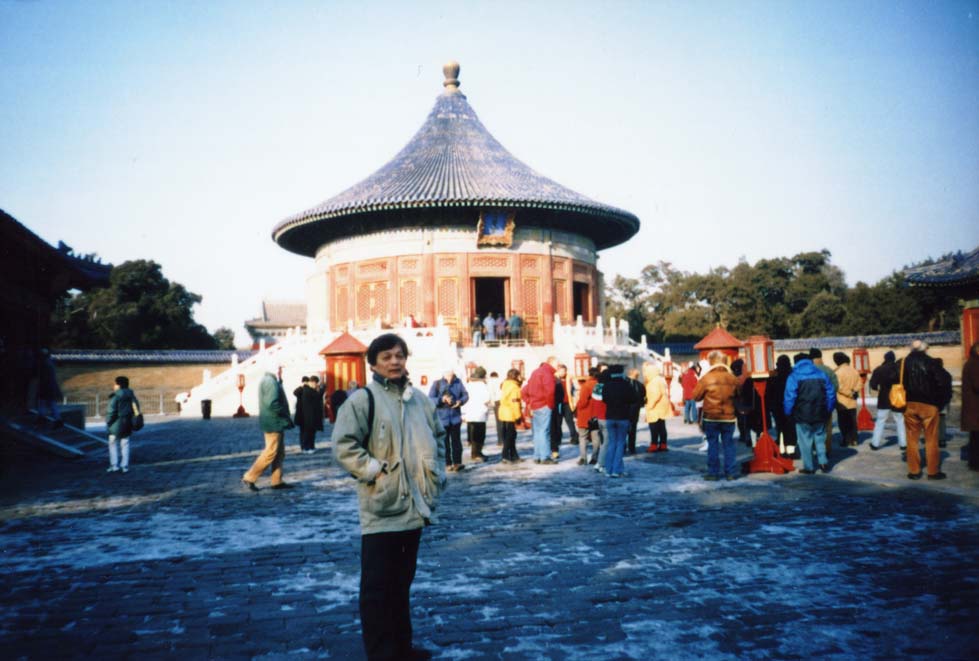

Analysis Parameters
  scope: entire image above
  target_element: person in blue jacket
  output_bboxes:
[429,367,469,472]
[784,352,836,474]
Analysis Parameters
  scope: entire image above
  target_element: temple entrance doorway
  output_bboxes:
[472,277,509,330]
[574,281,590,322]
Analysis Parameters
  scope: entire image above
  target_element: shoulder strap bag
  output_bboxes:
[889,359,907,410]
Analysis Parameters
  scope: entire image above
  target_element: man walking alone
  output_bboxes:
[242,363,295,491]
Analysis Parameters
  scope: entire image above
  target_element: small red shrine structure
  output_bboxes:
[319,332,368,396]
[693,325,742,361]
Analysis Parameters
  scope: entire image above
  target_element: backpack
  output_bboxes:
[363,387,375,446]
[889,359,907,410]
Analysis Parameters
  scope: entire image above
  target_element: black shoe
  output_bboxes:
[534,459,541,464]
[907,472,922,480]
[406,647,433,661]
[939,439,947,448]
[270,482,294,490]
[901,450,907,461]
[870,444,882,451]
[799,469,815,475]
[242,480,259,492]
[927,472,947,480]
[543,458,558,465]
[819,464,830,474]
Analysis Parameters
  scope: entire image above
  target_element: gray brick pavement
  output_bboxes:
[0,416,977,659]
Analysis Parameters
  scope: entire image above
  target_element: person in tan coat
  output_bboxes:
[643,362,672,452]
[691,351,740,480]
[833,352,862,447]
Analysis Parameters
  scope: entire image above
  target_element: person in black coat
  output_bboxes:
[294,375,325,453]
[767,355,797,457]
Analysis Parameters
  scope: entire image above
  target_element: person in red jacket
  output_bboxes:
[522,356,559,464]
[680,363,699,424]
[575,367,603,465]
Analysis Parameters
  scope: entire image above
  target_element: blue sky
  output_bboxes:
[2,1,977,345]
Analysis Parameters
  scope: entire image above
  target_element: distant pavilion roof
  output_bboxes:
[273,62,640,256]
[245,300,307,330]
[904,246,979,289]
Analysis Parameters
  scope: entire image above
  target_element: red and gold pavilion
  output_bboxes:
[272,62,639,345]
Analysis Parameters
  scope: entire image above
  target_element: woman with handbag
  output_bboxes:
[106,375,141,474]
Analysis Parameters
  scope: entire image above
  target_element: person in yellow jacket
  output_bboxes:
[497,368,524,463]
[644,362,673,452]
[833,352,862,447]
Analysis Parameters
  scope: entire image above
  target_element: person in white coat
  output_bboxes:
[462,367,492,462]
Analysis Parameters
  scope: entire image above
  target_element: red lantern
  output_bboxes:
[233,373,250,418]
[852,348,870,375]
[743,335,794,474]
[853,348,874,431]
[743,335,774,379]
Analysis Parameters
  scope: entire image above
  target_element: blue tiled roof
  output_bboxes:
[273,65,639,256]
[774,331,960,351]
[904,247,979,288]
[646,332,961,355]
[52,350,255,364]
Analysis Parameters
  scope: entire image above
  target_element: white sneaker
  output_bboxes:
[121,467,129,473]
[698,441,708,452]
[106,467,119,473]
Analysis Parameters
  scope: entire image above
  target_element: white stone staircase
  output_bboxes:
[179,316,673,418]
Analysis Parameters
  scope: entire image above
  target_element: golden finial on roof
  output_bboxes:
[442,60,461,94]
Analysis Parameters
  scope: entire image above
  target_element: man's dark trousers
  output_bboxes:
[360,528,422,660]
[550,404,578,453]
[444,423,462,465]
[627,410,640,454]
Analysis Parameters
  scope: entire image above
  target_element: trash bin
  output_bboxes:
[201,399,212,420]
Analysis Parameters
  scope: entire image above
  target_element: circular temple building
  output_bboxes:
[273,62,639,345]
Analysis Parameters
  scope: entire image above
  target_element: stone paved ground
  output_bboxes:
[1,415,977,660]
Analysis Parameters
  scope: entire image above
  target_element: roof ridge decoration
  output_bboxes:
[272,61,640,256]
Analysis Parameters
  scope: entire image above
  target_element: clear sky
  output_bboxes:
[2,0,977,346]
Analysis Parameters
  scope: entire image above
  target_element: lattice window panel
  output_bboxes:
[336,287,349,325]
[554,279,568,321]
[399,257,420,272]
[400,279,419,317]
[371,282,389,321]
[472,255,508,270]
[438,257,457,270]
[552,258,568,276]
[358,260,387,276]
[521,257,539,272]
[437,278,458,319]
[356,284,372,322]
[522,278,540,316]
[337,266,349,282]
[573,263,590,276]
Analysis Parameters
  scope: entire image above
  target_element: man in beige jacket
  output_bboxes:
[833,352,862,447]
[333,333,446,660]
